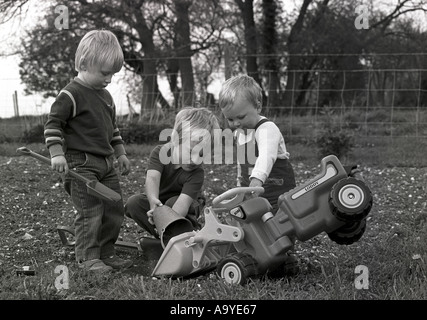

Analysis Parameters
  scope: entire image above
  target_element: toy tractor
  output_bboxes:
[150,155,373,285]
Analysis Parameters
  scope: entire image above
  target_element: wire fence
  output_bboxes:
[1,53,427,142]
[259,68,427,140]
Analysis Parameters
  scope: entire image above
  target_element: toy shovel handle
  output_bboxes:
[17,146,51,164]
[16,146,122,203]
[212,186,264,209]
[16,146,90,183]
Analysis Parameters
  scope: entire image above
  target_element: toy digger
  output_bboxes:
[56,154,372,285]
[150,155,372,285]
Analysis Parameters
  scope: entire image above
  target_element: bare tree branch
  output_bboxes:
[370,0,427,32]
[0,0,29,24]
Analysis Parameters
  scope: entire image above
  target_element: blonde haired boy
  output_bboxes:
[44,30,131,272]
[125,107,220,239]
[219,74,296,211]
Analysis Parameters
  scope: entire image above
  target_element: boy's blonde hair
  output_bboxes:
[172,107,220,146]
[218,74,263,111]
[75,30,124,73]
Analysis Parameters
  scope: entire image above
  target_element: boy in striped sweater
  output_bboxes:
[44,30,131,273]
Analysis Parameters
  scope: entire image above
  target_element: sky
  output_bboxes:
[0,2,52,118]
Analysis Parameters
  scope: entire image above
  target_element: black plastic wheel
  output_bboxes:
[267,254,300,278]
[329,177,373,222]
[328,218,367,245]
[217,252,258,285]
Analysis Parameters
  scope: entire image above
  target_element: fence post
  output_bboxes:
[416,69,422,139]
[340,70,346,131]
[315,71,320,134]
[390,70,396,140]
[365,69,370,137]
[289,70,296,136]
[13,90,19,117]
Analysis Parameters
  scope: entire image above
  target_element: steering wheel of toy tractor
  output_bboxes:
[212,187,264,209]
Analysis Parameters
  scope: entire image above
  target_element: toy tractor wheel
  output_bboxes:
[217,252,258,285]
[328,218,367,245]
[329,178,372,222]
[267,254,300,278]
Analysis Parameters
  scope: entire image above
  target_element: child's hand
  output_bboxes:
[147,200,163,225]
[51,155,69,175]
[118,155,131,176]
[248,178,263,198]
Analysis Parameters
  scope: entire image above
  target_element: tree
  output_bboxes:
[14,0,427,117]
[363,18,427,108]
[19,22,79,98]
[17,0,169,113]
[0,0,31,56]
[73,0,169,115]
[281,0,315,114]
[261,0,281,115]
[234,0,262,85]
[173,0,195,108]
[17,0,225,116]
[280,0,427,114]
[0,0,29,25]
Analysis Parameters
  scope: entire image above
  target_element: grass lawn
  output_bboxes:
[0,137,426,302]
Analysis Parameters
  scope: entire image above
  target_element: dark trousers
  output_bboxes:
[124,193,203,238]
[64,151,124,262]
[241,159,296,212]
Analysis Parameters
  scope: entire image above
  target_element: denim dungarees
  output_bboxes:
[236,118,296,210]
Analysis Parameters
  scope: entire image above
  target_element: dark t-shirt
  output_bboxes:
[147,144,204,202]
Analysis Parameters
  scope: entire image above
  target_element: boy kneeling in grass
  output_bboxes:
[125,107,220,242]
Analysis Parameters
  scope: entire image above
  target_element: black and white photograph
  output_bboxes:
[0,0,426,305]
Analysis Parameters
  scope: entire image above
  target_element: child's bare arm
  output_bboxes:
[251,123,281,183]
[145,169,163,225]
[145,169,163,209]
[171,193,194,218]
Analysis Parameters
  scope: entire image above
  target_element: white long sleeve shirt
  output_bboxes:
[236,117,290,183]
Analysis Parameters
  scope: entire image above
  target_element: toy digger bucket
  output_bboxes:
[151,231,198,277]
[153,206,194,248]
[152,206,244,278]
[16,147,121,203]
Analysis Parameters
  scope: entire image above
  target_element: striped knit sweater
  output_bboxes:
[44,78,126,158]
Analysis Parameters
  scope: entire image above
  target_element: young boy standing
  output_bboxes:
[44,30,131,272]
[125,107,220,240]
[219,74,296,211]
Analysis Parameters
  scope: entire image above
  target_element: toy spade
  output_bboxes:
[16,146,122,203]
